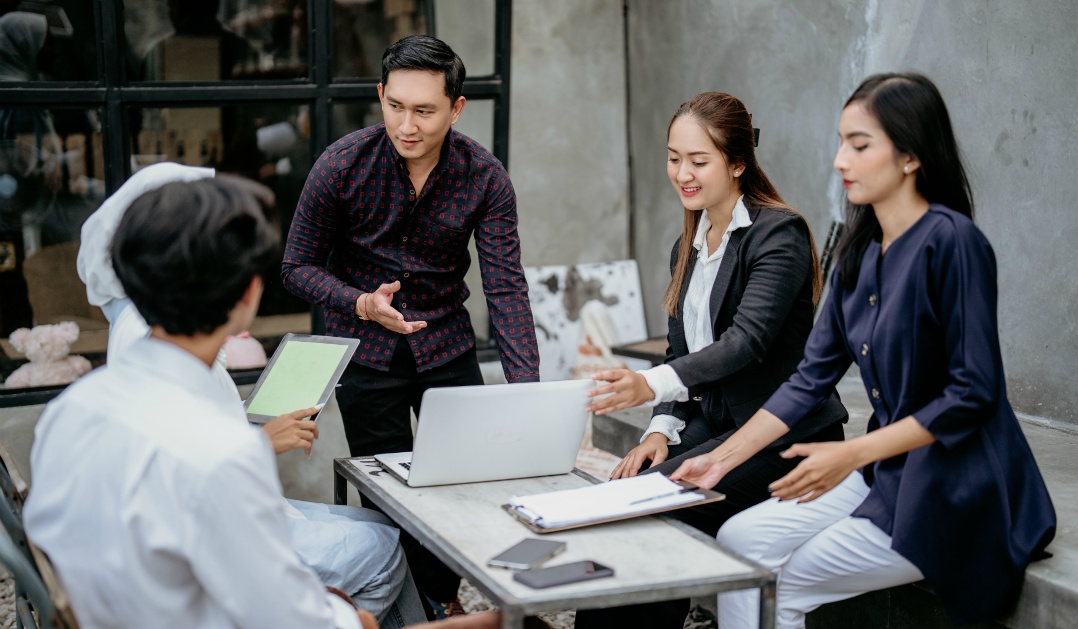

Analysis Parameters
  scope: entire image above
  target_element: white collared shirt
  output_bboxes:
[639,197,753,444]
[24,338,360,629]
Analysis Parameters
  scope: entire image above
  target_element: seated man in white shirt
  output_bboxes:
[75,162,426,626]
[23,177,499,629]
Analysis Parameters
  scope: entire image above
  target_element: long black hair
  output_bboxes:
[834,73,974,289]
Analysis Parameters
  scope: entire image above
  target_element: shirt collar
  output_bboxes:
[114,337,238,412]
[692,195,753,252]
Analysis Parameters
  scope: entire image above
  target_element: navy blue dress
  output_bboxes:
[763,205,1055,625]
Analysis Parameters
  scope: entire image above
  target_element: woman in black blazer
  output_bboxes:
[577,92,847,628]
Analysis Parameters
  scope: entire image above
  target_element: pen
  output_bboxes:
[628,486,698,506]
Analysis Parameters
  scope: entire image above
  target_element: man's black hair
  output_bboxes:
[111,177,279,336]
[381,34,466,102]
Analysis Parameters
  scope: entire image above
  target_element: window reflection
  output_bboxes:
[0,106,106,385]
[0,3,98,83]
[333,0,431,79]
[125,0,308,82]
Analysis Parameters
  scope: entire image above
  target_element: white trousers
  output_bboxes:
[716,472,924,629]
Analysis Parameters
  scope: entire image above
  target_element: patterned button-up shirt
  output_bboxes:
[282,123,539,382]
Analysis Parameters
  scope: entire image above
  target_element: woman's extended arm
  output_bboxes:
[768,416,935,502]
[669,408,790,488]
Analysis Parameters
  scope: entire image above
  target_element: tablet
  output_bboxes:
[242,334,359,424]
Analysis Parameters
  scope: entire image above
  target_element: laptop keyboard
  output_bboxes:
[400,461,411,470]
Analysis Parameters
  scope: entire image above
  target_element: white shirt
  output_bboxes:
[640,197,753,444]
[23,338,360,629]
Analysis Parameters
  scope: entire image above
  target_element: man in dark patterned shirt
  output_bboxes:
[282,35,539,617]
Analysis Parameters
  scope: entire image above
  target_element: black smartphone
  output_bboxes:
[512,560,614,589]
[487,538,567,570]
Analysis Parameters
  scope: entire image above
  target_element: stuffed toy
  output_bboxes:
[3,321,92,388]
[222,331,267,369]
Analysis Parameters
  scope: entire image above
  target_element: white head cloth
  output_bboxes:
[77,162,214,307]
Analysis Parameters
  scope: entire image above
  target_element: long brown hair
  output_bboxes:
[661,92,822,318]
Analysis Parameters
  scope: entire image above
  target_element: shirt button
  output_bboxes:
[871,388,881,400]
[403,272,410,278]
[861,344,869,356]
[868,294,878,306]
[402,236,408,243]
[401,302,407,309]
[692,396,702,402]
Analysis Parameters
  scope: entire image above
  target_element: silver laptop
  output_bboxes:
[374,379,595,487]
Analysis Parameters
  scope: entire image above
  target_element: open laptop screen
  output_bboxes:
[243,334,358,423]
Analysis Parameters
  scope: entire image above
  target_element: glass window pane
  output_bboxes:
[332,0,494,80]
[0,107,107,386]
[124,0,308,82]
[433,0,494,77]
[332,0,431,79]
[0,3,99,82]
[331,101,381,140]
[130,103,313,322]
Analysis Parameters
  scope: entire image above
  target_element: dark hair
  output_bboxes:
[662,92,822,317]
[834,73,974,289]
[111,177,279,336]
[381,34,466,102]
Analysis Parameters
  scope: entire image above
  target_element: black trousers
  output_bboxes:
[574,415,846,629]
[336,342,484,603]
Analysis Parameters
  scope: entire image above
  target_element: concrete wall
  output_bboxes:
[454,0,631,340]
[509,0,630,267]
[626,0,1078,426]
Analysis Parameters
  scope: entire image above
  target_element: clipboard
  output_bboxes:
[501,479,726,534]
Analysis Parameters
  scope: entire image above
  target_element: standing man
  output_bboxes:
[281,34,539,616]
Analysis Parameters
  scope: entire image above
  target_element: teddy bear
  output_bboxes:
[3,322,93,388]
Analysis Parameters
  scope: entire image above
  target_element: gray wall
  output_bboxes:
[465,0,631,339]
[509,0,630,267]
[626,0,1078,426]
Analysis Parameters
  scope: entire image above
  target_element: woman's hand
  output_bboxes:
[261,407,320,456]
[669,452,728,490]
[609,433,670,479]
[768,441,860,502]
[769,417,937,503]
[587,369,656,415]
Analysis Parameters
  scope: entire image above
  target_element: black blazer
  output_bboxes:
[655,205,847,450]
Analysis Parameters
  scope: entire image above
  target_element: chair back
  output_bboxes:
[0,529,60,628]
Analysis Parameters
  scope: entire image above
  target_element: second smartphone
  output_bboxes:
[487,538,567,570]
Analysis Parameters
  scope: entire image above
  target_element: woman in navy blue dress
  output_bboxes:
[672,73,1056,629]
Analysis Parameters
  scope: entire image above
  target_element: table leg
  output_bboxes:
[334,469,346,506]
[759,579,777,629]
[499,607,525,629]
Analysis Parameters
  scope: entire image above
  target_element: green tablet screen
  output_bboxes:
[245,341,349,416]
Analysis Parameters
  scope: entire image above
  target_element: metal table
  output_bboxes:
[334,459,776,629]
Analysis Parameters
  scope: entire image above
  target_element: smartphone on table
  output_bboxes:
[487,538,567,570]
[512,560,615,589]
